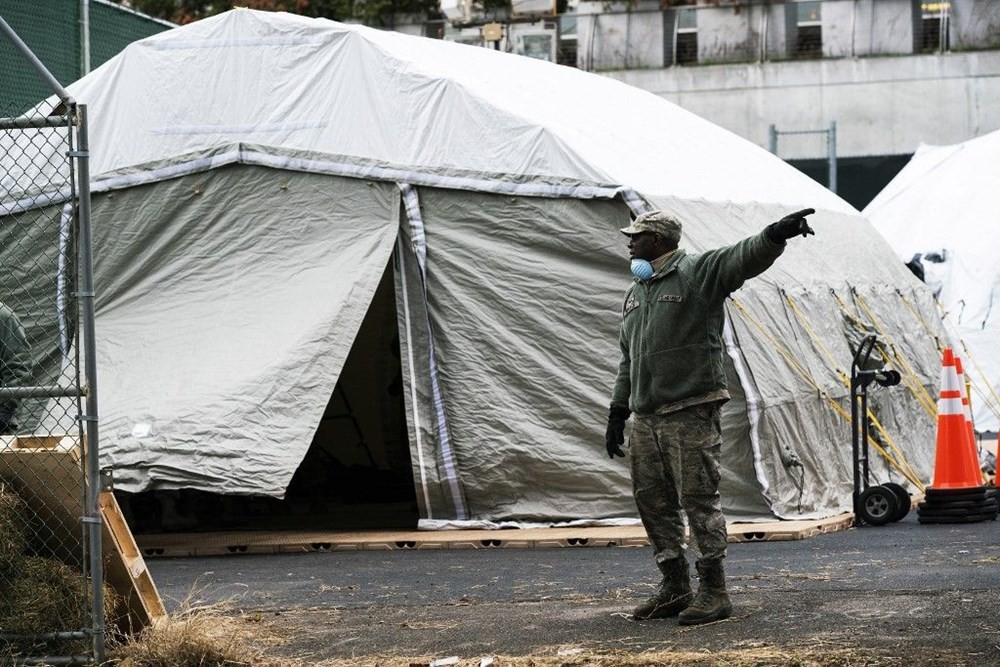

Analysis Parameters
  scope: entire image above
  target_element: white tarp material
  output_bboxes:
[864,129,1000,433]
[1,9,946,526]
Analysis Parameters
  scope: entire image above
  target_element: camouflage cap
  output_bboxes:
[620,210,683,242]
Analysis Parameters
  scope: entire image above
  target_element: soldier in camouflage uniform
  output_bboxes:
[0,302,33,435]
[605,208,816,625]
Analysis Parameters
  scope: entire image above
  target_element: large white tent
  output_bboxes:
[1,9,946,528]
[865,129,1000,434]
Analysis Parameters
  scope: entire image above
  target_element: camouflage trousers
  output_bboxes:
[629,402,727,564]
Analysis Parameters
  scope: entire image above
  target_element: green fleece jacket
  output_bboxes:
[611,230,785,416]
[0,302,33,429]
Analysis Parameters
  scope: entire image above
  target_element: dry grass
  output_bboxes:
[0,482,29,571]
[97,602,906,667]
[0,556,92,634]
[104,634,904,667]
[107,600,300,667]
[0,555,121,658]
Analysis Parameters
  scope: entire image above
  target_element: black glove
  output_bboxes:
[766,208,816,243]
[605,406,630,459]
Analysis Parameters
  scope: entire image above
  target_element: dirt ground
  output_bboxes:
[247,582,996,666]
[147,512,1000,666]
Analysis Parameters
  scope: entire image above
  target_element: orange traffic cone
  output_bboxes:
[929,349,983,490]
[953,356,983,482]
[994,431,999,487]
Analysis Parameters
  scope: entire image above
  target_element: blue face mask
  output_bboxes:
[631,258,654,281]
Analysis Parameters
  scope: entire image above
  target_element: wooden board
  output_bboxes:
[101,490,167,630]
[0,435,167,631]
[134,513,855,557]
[727,514,855,542]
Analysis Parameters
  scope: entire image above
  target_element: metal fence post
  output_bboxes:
[828,120,838,195]
[74,104,104,664]
[81,0,92,76]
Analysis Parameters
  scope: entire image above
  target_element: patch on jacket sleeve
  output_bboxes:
[623,296,639,317]
[657,294,683,303]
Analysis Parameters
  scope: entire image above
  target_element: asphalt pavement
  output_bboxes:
[146,511,1000,665]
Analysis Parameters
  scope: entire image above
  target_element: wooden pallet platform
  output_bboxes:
[134,513,855,557]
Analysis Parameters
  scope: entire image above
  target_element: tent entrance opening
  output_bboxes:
[284,257,417,528]
[116,257,417,533]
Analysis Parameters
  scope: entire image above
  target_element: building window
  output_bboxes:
[558,14,578,67]
[676,9,697,65]
[794,1,822,59]
[920,2,950,53]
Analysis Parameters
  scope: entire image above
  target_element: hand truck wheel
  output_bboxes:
[858,485,900,526]
[881,482,911,522]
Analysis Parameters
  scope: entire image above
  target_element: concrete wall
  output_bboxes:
[952,1,1000,48]
[870,0,916,55]
[602,50,1000,159]
[698,5,760,64]
[821,0,855,58]
[766,3,789,58]
[577,1,664,70]
[824,0,914,57]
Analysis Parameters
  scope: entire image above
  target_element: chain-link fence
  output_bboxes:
[0,0,172,113]
[0,17,104,667]
[769,121,838,193]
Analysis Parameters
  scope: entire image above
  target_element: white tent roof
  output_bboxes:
[20,8,851,213]
[865,129,1000,431]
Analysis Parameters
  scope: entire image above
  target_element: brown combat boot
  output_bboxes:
[677,558,733,625]
[632,556,693,620]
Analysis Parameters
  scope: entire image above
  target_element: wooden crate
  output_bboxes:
[0,435,166,631]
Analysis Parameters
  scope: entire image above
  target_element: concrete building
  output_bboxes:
[575,0,1000,209]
